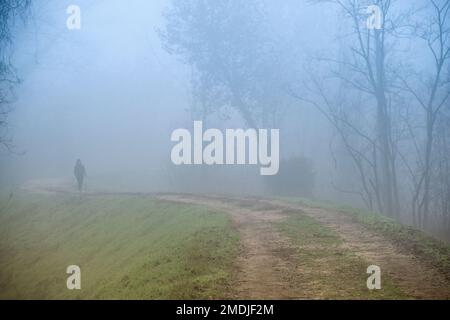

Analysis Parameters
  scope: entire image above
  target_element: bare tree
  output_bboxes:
[294,0,404,218]
[433,106,450,238]
[0,0,30,150]
[159,0,291,128]
[290,73,382,211]
[396,0,450,228]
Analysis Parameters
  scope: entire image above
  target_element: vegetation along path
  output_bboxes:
[158,194,450,299]
[3,180,450,299]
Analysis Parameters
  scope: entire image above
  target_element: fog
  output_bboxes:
[1,0,334,193]
[1,0,449,237]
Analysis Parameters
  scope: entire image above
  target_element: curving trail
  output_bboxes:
[20,179,450,299]
[157,194,320,299]
[157,194,450,299]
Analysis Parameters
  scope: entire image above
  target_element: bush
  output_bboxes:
[264,156,315,197]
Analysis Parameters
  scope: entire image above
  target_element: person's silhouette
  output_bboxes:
[74,159,86,192]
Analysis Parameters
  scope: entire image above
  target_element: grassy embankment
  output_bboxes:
[275,196,450,297]
[276,211,408,299]
[0,193,238,299]
[282,197,450,271]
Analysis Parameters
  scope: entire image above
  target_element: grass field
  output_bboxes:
[0,193,239,299]
[1,191,449,299]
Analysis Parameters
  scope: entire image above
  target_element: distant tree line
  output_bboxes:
[160,0,450,237]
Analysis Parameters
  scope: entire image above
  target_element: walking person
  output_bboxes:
[74,159,86,192]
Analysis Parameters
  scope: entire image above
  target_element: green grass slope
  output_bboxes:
[278,196,450,277]
[0,193,238,299]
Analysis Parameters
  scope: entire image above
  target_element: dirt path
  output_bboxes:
[19,180,450,299]
[157,194,450,299]
[260,198,450,299]
[157,194,321,299]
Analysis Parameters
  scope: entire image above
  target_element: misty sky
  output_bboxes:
[1,0,358,198]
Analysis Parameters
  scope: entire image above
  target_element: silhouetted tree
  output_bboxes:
[294,0,406,218]
[159,0,290,128]
[396,0,450,228]
[0,0,30,150]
